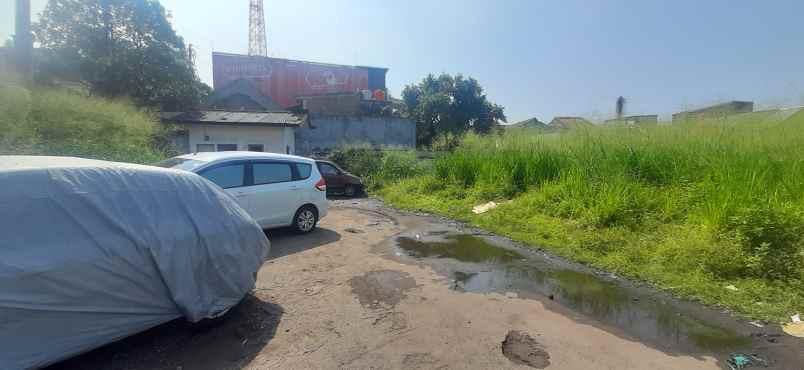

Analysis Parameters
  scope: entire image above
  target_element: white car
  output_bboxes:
[156,152,328,233]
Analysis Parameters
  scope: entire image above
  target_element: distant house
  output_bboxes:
[548,116,594,129]
[161,78,304,154]
[162,77,415,156]
[604,115,658,126]
[672,101,754,122]
[507,117,548,129]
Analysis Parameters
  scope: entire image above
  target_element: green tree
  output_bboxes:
[402,73,506,148]
[34,0,209,110]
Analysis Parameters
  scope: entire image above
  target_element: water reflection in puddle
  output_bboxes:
[396,234,750,352]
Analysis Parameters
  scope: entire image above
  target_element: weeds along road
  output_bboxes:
[50,198,804,370]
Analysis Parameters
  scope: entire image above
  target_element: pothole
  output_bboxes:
[349,270,417,309]
[501,330,550,368]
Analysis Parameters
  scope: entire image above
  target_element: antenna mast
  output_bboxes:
[248,0,267,56]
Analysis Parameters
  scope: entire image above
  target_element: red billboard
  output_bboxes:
[212,52,370,108]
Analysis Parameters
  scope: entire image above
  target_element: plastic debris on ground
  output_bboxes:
[727,353,768,369]
[472,201,498,214]
[784,313,804,338]
[725,284,739,291]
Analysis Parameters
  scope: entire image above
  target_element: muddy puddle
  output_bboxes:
[395,234,751,354]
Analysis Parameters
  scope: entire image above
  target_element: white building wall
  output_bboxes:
[185,124,295,154]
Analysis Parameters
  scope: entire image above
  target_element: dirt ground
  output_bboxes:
[50,199,804,370]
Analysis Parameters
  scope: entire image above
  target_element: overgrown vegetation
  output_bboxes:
[329,147,425,190]
[370,115,804,322]
[0,83,167,163]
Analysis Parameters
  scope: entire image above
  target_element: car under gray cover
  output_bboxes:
[0,156,270,369]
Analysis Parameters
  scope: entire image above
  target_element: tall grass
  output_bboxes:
[378,118,804,321]
[0,84,165,163]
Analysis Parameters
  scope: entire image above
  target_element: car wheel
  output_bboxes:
[344,184,357,197]
[293,206,318,233]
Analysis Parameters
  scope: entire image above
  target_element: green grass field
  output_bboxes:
[0,84,166,163]
[368,113,804,322]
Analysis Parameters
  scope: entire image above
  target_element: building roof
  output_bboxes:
[161,111,306,127]
[549,116,594,129]
[675,101,754,115]
[205,78,285,111]
[507,117,548,129]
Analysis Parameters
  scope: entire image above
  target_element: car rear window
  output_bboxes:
[253,163,292,185]
[294,163,312,180]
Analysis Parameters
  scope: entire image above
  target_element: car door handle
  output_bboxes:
[234,192,248,198]
[289,185,300,190]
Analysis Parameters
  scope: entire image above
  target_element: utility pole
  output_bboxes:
[14,0,33,81]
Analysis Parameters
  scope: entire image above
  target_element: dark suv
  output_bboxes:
[315,160,364,197]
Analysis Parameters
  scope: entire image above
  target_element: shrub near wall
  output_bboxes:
[0,85,165,163]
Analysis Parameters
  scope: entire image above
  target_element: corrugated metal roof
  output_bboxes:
[161,111,306,126]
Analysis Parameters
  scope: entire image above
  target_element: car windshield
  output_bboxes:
[153,158,206,171]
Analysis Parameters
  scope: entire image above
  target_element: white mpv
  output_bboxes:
[157,152,328,233]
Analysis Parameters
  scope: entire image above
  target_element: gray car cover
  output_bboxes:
[0,156,270,369]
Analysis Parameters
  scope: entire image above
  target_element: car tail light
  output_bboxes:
[315,177,327,191]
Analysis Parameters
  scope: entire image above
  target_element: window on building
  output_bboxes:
[196,144,215,152]
[253,163,292,185]
[247,144,264,152]
[199,164,245,189]
[217,144,238,151]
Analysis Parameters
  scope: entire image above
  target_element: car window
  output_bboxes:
[199,164,245,189]
[318,163,339,176]
[253,163,292,185]
[295,163,312,180]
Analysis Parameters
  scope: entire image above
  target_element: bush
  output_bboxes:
[0,86,165,163]
[721,206,803,280]
[329,147,422,190]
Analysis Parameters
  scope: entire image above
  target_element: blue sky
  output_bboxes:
[3,0,804,122]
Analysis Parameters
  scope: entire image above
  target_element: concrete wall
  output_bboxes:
[295,116,416,156]
[179,124,295,154]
